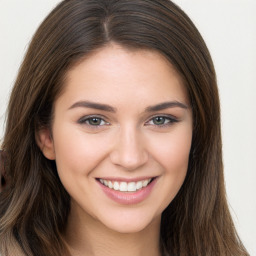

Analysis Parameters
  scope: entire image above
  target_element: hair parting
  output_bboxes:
[0,1,249,255]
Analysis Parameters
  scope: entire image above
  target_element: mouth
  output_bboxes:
[96,176,158,205]
[96,177,156,193]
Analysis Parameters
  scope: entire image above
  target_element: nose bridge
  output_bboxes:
[110,124,148,170]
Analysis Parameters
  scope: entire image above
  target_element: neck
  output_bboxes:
[64,204,162,256]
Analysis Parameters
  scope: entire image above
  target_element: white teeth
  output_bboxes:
[143,179,150,187]
[136,181,143,190]
[113,181,119,190]
[108,181,113,189]
[127,182,136,192]
[119,182,127,192]
[99,178,153,192]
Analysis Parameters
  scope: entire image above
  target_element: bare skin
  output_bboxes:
[37,44,192,256]
[65,200,161,256]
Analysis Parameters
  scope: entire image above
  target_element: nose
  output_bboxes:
[110,126,148,171]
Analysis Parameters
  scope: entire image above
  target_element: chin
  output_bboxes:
[98,209,161,234]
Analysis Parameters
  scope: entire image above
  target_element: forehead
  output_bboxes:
[58,44,189,108]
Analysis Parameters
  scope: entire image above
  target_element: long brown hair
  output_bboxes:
[0,0,249,255]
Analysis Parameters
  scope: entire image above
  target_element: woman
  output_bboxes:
[0,0,249,255]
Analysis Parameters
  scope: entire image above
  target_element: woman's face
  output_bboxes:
[39,44,193,233]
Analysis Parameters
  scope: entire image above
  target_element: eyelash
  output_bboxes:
[145,115,178,127]
[77,114,178,129]
[77,115,110,127]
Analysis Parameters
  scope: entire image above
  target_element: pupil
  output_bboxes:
[154,117,165,125]
[90,118,101,125]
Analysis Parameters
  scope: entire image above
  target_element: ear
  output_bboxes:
[36,128,56,160]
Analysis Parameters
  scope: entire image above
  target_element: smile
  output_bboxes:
[98,178,153,192]
[97,177,158,205]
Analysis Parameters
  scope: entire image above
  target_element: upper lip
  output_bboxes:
[96,176,157,182]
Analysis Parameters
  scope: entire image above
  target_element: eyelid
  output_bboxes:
[77,114,110,126]
[145,114,179,126]
[77,114,179,128]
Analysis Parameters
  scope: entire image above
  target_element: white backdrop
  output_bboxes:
[0,1,255,255]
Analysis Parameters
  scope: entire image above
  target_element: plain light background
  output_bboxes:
[0,1,255,255]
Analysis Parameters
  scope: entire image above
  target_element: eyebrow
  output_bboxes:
[145,101,188,112]
[68,100,188,112]
[68,101,117,112]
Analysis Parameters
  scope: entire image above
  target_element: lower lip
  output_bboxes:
[97,178,158,205]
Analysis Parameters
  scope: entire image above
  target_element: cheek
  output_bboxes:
[52,123,111,177]
[148,127,192,172]
[147,127,192,205]
[164,137,191,171]
[161,135,191,207]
